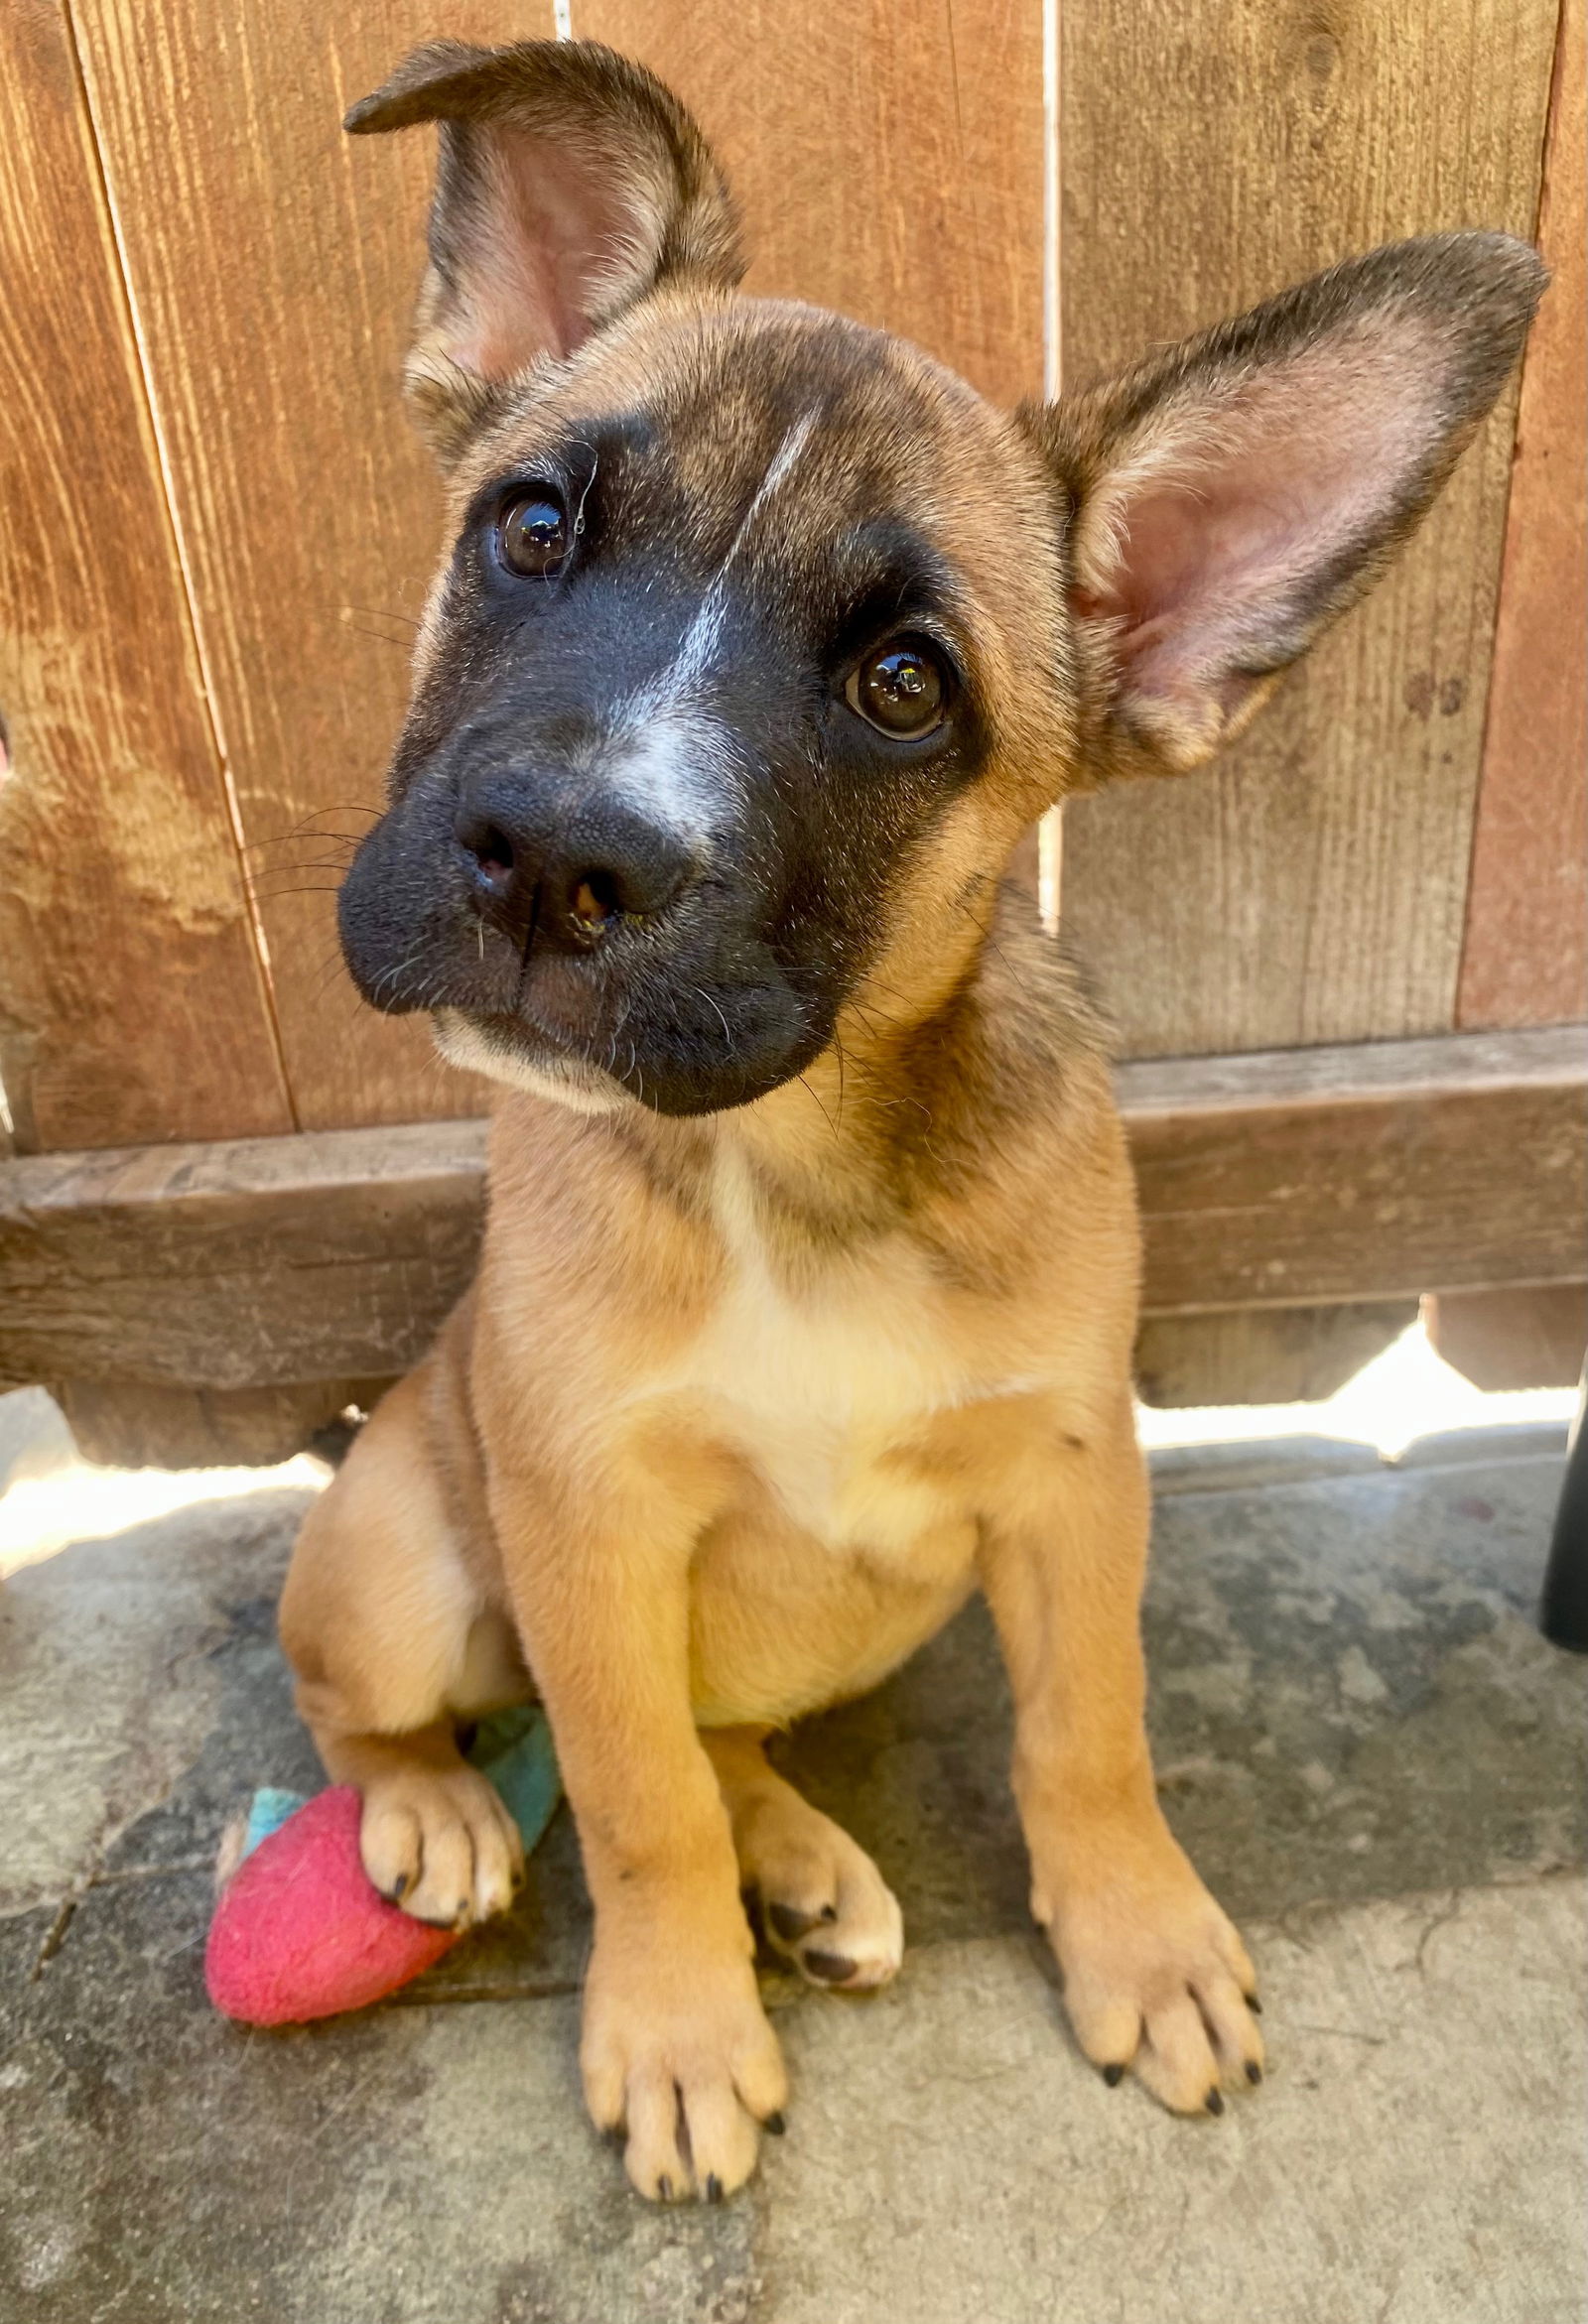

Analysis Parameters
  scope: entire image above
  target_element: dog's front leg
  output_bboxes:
[490,1456,786,2202]
[979,1394,1264,2114]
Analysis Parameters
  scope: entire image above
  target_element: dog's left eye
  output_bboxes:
[497,493,570,580]
[845,639,949,739]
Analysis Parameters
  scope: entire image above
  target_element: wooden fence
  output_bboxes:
[1,0,1583,1459]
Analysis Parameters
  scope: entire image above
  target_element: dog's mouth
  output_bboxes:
[337,798,832,1115]
[431,974,824,1117]
[397,882,830,1116]
[431,1005,632,1112]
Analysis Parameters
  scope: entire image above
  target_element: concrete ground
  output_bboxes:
[0,1384,1583,2323]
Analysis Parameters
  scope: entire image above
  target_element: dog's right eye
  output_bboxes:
[846,638,950,740]
[497,493,570,580]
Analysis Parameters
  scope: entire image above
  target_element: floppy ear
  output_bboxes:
[346,40,743,460]
[1021,233,1546,782]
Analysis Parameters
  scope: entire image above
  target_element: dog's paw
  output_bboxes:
[737,1791,904,1993]
[1035,1824,1263,2114]
[581,1930,788,2202]
[358,1760,524,1929]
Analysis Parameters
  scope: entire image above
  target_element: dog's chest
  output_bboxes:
[662,1155,995,1555]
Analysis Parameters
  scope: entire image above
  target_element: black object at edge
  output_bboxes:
[1540,1364,1588,1653]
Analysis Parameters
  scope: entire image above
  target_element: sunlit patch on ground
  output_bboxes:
[0,1388,329,1579]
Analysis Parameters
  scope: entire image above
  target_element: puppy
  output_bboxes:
[279,38,1542,2203]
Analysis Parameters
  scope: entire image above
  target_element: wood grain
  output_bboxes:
[1135,1303,1418,1408]
[1055,0,1559,1057]
[0,0,292,1153]
[1125,1026,1586,1312]
[3,1028,1580,1394]
[55,1377,385,1469]
[1458,0,1588,1029]
[67,1,557,1133]
[574,0,1044,410]
[1424,1283,1588,1391]
[0,1115,486,1391]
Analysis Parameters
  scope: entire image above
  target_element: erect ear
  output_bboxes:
[1021,233,1546,783]
[346,40,743,461]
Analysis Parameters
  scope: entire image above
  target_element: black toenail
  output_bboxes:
[1247,1994,1262,2014]
[706,2174,724,2204]
[1246,2061,1262,2085]
[763,2111,787,2135]
[601,2127,624,2148]
[1206,2088,1225,2116]
[390,1873,408,1900]
[657,2175,673,2202]
[768,1902,820,1944]
[1102,2063,1125,2087]
[802,1950,857,1984]
[820,1902,838,1921]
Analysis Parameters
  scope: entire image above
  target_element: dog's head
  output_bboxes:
[336,39,1542,1117]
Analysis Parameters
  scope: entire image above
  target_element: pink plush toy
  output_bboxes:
[205,1786,455,2024]
[204,1708,560,2026]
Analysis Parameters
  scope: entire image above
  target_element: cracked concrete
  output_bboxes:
[0,1400,1583,2322]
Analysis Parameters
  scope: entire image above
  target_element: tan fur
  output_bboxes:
[281,893,1258,2193]
[283,38,1541,2205]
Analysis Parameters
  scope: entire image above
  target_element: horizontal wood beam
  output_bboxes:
[1,1028,1582,1394]
[0,1119,486,1393]
[1121,1024,1586,1314]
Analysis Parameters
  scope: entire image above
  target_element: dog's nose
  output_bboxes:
[453,791,695,951]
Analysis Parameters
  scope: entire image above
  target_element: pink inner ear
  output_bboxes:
[451,128,660,379]
[1091,337,1441,718]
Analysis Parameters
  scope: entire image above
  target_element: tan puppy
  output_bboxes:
[279,39,1542,2203]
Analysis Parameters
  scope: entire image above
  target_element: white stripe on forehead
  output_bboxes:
[720,409,819,576]
[598,411,818,839]
[651,408,820,697]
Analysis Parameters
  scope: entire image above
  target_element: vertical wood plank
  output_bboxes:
[0,0,293,1153]
[572,0,1045,409]
[1055,0,1558,1058]
[1457,0,1587,1030]
[68,2,557,1132]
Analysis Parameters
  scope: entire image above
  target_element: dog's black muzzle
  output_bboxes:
[337,748,823,1116]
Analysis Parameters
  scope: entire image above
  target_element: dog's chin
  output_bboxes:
[432,1009,633,1117]
[432,998,828,1119]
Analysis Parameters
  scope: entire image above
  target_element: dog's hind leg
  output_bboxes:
[703,1728,904,1992]
[278,1360,527,1929]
